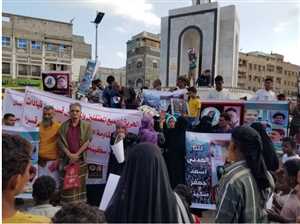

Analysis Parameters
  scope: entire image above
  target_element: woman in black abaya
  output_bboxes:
[105,143,193,223]
[250,122,279,172]
[164,116,188,189]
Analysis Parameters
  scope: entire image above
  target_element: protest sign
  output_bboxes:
[42,71,70,96]
[77,60,98,97]
[244,101,289,153]
[185,132,231,210]
[22,87,142,184]
[2,89,25,126]
[200,101,245,127]
[171,98,188,117]
[3,125,39,199]
[99,174,120,211]
[143,89,187,112]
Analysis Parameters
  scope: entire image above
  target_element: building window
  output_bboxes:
[2,36,10,47]
[31,65,41,77]
[18,64,29,76]
[2,62,10,74]
[137,61,143,69]
[31,41,41,49]
[58,44,65,52]
[254,64,257,70]
[47,43,54,51]
[153,62,158,69]
[17,39,28,49]
[249,63,252,70]
[2,16,10,22]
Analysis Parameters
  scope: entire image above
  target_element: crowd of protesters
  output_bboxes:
[3,73,300,223]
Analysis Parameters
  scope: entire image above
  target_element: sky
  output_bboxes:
[3,0,300,68]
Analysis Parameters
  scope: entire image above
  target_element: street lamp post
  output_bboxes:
[92,11,105,62]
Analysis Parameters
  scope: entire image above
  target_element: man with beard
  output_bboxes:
[38,105,61,188]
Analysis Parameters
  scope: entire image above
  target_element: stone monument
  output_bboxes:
[160,0,240,87]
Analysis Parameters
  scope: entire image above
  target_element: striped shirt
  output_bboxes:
[215,160,267,223]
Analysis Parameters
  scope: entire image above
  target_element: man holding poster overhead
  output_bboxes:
[58,103,92,203]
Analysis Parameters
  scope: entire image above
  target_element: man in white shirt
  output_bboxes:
[252,78,276,101]
[207,75,231,100]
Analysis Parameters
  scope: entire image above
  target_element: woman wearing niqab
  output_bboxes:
[105,143,193,223]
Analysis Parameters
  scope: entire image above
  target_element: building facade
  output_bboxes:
[126,31,160,88]
[2,12,91,90]
[94,66,126,87]
[238,51,300,97]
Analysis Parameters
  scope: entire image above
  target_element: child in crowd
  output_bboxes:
[28,176,61,218]
[2,134,50,223]
[282,137,300,164]
[52,202,106,223]
[268,159,300,222]
[187,86,201,129]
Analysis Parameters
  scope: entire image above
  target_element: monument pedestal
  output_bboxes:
[160,2,239,88]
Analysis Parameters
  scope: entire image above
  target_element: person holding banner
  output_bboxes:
[38,105,61,189]
[58,103,92,204]
[215,126,271,223]
[108,121,139,177]
[105,143,193,223]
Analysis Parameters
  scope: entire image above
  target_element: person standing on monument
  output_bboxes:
[207,75,231,100]
[38,105,61,189]
[188,48,197,86]
[252,78,276,101]
[197,69,211,87]
[58,103,92,204]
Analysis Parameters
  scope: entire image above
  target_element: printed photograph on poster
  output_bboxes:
[270,110,288,127]
[87,164,103,179]
[42,71,70,96]
[223,106,241,128]
[171,98,187,116]
[244,101,289,153]
[201,106,222,126]
[78,60,97,96]
[200,102,244,128]
[185,132,231,210]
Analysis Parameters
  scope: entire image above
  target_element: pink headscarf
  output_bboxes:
[139,115,157,145]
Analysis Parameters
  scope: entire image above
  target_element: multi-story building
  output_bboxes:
[126,31,160,88]
[94,66,126,87]
[238,51,300,97]
[2,12,91,90]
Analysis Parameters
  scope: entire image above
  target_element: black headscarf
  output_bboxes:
[105,143,178,223]
[231,126,271,192]
[192,115,214,133]
[250,122,279,172]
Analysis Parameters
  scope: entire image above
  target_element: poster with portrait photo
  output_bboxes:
[42,71,70,96]
[270,110,289,128]
[244,101,289,153]
[171,97,188,116]
[87,164,103,179]
[185,132,231,210]
[200,101,244,128]
[78,60,98,96]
